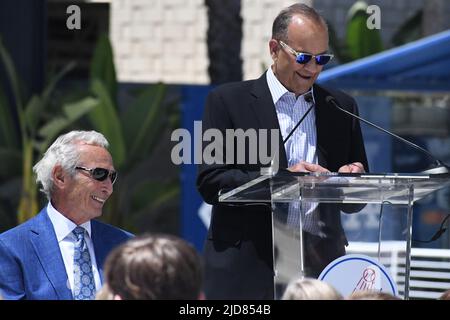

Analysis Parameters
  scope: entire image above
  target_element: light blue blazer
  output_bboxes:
[0,207,132,300]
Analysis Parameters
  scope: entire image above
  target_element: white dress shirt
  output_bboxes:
[46,202,102,296]
[266,68,321,235]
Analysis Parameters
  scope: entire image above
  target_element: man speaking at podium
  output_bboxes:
[197,3,368,299]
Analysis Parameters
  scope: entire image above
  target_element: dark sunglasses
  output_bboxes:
[75,166,117,184]
[279,41,334,66]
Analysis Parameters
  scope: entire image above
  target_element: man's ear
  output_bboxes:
[52,165,67,189]
[269,39,279,61]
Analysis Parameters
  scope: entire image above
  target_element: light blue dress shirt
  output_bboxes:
[266,67,322,235]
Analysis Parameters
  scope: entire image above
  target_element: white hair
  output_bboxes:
[33,130,109,200]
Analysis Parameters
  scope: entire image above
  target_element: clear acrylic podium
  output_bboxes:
[218,169,450,299]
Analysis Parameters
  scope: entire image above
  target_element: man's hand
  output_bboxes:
[288,161,330,173]
[338,162,365,173]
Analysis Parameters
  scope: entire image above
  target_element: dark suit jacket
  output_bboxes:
[197,73,368,300]
[0,207,133,300]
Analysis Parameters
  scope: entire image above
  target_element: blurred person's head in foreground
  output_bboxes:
[97,233,203,300]
[282,278,343,300]
[347,290,401,300]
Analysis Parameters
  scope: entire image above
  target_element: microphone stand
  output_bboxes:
[325,96,449,175]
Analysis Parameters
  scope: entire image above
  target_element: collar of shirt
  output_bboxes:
[266,67,315,106]
[46,201,92,242]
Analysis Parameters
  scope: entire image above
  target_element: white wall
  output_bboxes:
[110,0,208,83]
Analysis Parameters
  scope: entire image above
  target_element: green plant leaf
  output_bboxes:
[148,182,179,209]
[41,61,76,102]
[37,97,98,153]
[37,117,69,148]
[90,34,117,105]
[0,36,23,113]
[63,96,99,120]
[0,147,21,177]
[346,1,384,60]
[122,85,159,149]
[128,180,180,229]
[89,79,126,168]
[23,95,42,136]
[123,83,168,164]
[36,61,77,126]
[391,9,422,46]
[17,140,39,223]
[23,62,77,137]
[0,85,19,148]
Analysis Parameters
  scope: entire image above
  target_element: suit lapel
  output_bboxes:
[250,73,288,168]
[91,221,106,283]
[29,209,73,300]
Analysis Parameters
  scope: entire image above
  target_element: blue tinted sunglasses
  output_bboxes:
[279,41,334,66]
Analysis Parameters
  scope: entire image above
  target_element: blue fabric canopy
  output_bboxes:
[318,30,450,91]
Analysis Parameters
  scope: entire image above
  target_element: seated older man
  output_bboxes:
[0,130,133,300]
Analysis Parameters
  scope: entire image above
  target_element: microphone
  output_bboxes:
[325,96,449,174]
[304,92,314,103]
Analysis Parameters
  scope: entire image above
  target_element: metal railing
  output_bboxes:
[347,241,450,299]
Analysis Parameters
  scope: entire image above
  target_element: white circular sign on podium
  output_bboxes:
[318,254,398,297]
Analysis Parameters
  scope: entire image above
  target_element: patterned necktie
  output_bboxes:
[73,226,96,300]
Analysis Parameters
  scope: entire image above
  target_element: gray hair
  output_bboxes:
[282,278,343,300]
[272,3,328,42]
[33,130,109,200]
